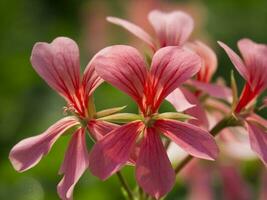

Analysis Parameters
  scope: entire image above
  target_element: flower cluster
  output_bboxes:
[9,9,267,200]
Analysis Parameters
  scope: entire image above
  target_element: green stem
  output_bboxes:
[174,115,239,175]
[116,171,134,200]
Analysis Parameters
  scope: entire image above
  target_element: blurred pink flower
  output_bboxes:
[88,45,218,199]
[107,9,194,51]
[219,39,267,165]
[9,37,115,200]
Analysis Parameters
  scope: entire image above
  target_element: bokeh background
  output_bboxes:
[1,0,267,199]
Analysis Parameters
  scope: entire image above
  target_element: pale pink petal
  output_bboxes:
[136,127,175,199]
[178,88,209,129]
[82,53,103,96]
[220,166,251,200]
[9,117,79,172]
[93,45,148,103]
[107,17,156,50]
[150,46,201,106]
[89,122,142,180]
[87,120,119,141]
[57,128,88,200]
[166,88,195,112]
[188,41,217,82]
[31,37,81,99]
[246,121,267,165]
[246,113,267,128]
[190,80,232,101]
[148,10,194,47]
[237,38,267,90]
[155,119,218,160]
[218,41,249,82]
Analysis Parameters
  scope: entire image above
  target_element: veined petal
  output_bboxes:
[148,10,194,47]
[87,120,119,141]
[166,88,195,112]
[190,80,232,101]
[155,119,218,160]
[31,37,81,99]
[82,53,103,97]
[218,41,249,83]
[150,46,201,106]
[9,117,79,172]
[58,128,88,200]
[188,41,217,82]
[246,121,267,165]
[89,122,143,180]
[237,38,267,90]
[93,45,148,103]
[174,88,209,129]
[107,17,156,50]
[136,127,175,199]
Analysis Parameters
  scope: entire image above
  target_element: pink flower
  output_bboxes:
[219,39,267,165]
[107,9,194,51]
[219,39,267,113]
[88,45,219,199]
[9,37,115,200]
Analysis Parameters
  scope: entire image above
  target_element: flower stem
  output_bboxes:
[116,171,135,200]
[174,115,240,175]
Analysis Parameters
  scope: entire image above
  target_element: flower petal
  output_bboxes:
[31,37,81,99]
[93,45,148,103]
[150,46,201,106]
[9,117,79,172]
[57,128,88,200]
[166,88,195,112]
[237,38,267,90]
[82,53,103,97]
[136,127,175,199]
[246,121,267,165]
[190,80,232,101]
[155,119,218,160]
[87,120,119,141]
[148,10,194,47]
[107,17,156,50]
[218,41,249,82]
[188,41,217,82]
[89,122,142,180]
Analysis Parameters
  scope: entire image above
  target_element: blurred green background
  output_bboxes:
[1,0,267,199]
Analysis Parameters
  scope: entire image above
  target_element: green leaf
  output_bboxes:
[98,113,141,123]
[95,106,127,118]
[153,112,195,121]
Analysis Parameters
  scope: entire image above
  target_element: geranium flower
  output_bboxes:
[107,10,194,51]
[9,37,116,200]
[219,38,267,165]
[88,45,219,199]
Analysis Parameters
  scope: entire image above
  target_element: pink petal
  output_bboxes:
[246,113,267,128]
[9,117,79,172]
[136,127,175,199]
[218,41,249,82]
[82,53,103,97]
[237,38,267,90]
[150,46,201,105]
[155,119,218,160]
[190,80,232,101]
[188,41,217,82]
[93,45,148,103]
[89,122,142,180]
[31,37,81,99]
[246,121,267,165]
[148,10,194,47]
[166,88,195,112]
[176,88,209,129]
[107,17,156,50]
[87,120,119,141]
[57,128,88,200]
